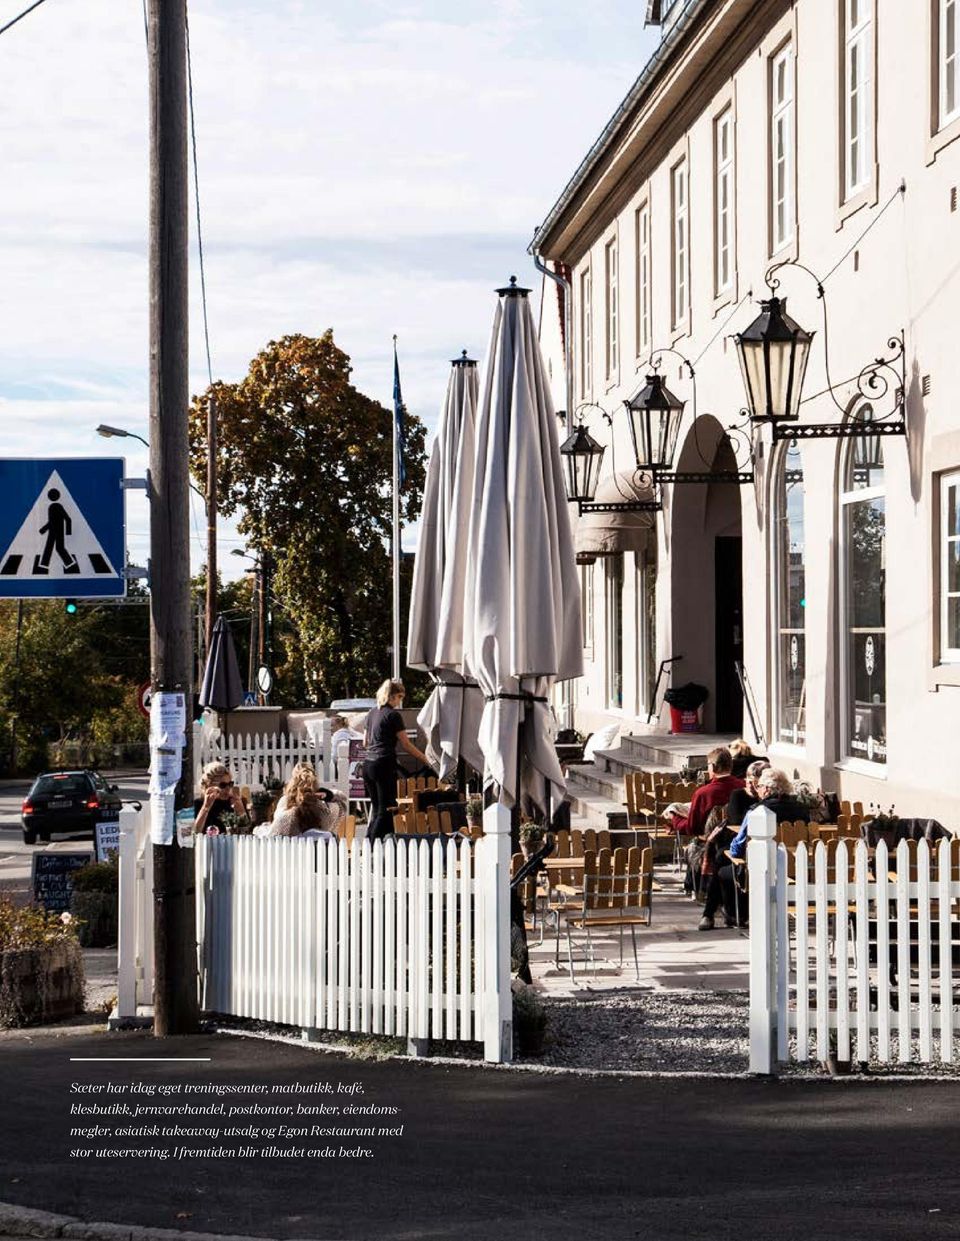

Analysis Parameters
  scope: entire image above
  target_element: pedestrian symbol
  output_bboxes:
[0,459,126,598]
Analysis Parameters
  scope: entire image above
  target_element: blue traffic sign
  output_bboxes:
[0,458,127,598]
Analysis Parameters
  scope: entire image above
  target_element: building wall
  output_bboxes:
[538,0,960,822]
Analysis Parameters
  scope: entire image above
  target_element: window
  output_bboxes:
[580,268,592,398]
[635,546,657,716]
[581,561,595,650]
[605,237,619,379]
[942,0,960,128]
[773,440,806,745]
[843,0,873,198]
[940,471,960,661]
[770,42,795,253]
[636,203,651,357]
[605,554,624,709]
[714,107,734,296]
[840,425,886,765]
[671,159,688,330]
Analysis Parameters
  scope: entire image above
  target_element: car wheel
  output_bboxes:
[39,831,51,843]
[23,827,37,845]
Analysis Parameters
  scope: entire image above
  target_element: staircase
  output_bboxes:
[564,730,738,831]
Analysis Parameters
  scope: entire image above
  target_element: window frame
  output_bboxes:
[941,0,960,128]
[940,469,960,662]
[635,199,652,361]
[605,553,624,711]
[771,439,807,751]
[713,105,735,300]
[843,0,873,200]
[581,561,595,653]
[838,435,887,771]
[604,234,619,383]
[670,157,689,334]
[579,265,593,400]
[769,40,796,256]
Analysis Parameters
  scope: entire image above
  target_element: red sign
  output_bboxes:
[137,681,152,720]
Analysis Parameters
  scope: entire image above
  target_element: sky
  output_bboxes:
[0,0,658,577]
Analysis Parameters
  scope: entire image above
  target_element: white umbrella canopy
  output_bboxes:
[464,278,583,811]
[407,353,484,781]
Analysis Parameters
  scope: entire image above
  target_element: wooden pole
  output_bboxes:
[148,0,198,1036]
[205,395,217,653]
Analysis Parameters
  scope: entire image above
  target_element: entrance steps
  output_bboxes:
[562,730,738,832]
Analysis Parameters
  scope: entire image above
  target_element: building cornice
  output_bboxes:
[531,0,790,265]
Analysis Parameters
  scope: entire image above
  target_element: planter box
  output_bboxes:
[0,940,85,1027]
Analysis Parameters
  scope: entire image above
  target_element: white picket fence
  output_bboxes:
[116,802,154,1021]
[196,726,331,792]
[748,806,960,1071]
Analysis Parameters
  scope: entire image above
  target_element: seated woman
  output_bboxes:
[194,762,251,834]
[698,768,809,930]
[266,765,346,839]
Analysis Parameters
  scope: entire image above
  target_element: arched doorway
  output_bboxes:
[668,416,744,733]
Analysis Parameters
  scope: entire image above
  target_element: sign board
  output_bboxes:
[256,665,273,694]
[137,681,152,720]
[0,458,126,598]
[243,691,257,706]
[348,737,368,800]
[31,852,93,914]
[95,817,121,862]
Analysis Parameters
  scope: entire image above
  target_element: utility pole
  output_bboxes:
[247,565,260,699]
[148,0,198,1036]
[204,395,217,654]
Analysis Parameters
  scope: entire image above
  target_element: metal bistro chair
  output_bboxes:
[560,846,653,982]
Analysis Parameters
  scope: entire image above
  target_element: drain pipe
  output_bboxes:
[532,247,573,428]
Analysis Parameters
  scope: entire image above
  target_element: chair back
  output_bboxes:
[336,814,357,846]
[582,846,653,919]
[412,786,461,812]
[426,807,454,835]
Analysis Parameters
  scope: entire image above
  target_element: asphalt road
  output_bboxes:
[0,770,148,900]
[1,1028,958,1241]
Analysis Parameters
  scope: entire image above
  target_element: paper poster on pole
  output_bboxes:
[149,690,186,844]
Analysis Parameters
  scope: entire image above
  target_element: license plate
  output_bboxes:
[49,797,70,809]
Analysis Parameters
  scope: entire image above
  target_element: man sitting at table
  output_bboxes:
[668,747,744,839]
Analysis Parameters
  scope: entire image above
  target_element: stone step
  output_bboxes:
[563,773,628,831]
[565,761,621,803]
[618,731,737,771]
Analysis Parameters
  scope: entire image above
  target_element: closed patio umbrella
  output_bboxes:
[198,615,245,712]
[407,352,484,781]
[464,278,582,813]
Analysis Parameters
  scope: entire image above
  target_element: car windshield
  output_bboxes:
[33,775,90,796]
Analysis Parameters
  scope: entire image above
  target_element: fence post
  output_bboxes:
[319,716,333,783]
[481,802,513,1063]
[116,805,139,1020]
[747,804,778,1074]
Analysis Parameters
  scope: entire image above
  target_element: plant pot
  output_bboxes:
[823,1054,852,1077]
[0,940,85,1028]
[70,890,119,948]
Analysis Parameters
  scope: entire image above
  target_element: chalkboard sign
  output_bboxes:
[31,852,93,914]
[348,737,368,800]
[95,818,120,862]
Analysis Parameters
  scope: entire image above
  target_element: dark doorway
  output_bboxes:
[714,536,743,733]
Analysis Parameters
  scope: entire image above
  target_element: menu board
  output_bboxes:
[31,852,92,914]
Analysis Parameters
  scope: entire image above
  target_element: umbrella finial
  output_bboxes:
[496,274,531,298]
[451,348,477,367]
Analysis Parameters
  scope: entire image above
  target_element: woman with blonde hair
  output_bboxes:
[194,761,250,834]
[362,679,431,843]
[268,764,346,838]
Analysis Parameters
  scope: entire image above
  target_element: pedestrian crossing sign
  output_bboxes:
[0,458,126,598]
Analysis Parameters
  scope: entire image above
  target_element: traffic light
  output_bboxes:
[64,600,79,616]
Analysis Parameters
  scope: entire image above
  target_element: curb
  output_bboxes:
[0,1202,307,1241]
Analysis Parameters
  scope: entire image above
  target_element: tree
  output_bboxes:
[189,332,427,702]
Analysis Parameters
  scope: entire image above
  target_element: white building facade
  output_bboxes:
[533,0,960,822]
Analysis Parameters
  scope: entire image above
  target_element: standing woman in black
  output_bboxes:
[363,679,431,843]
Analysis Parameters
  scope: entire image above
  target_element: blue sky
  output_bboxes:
[0,0,658,575]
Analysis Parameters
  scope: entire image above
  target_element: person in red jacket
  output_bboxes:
[668,746,744,838]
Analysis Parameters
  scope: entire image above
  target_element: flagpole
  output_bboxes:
[392,335,401,681]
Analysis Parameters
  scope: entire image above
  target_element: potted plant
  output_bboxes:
[512,980,547,1056]
[465,796,484,831]
[519,822,545,859]
[69,857,119,948]
[0,899,85,1028]
[794,781,827,823]
[250,789,274,826]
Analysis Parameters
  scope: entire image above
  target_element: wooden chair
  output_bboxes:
[425,807,454,835]
[559,846,654,981]
[336,814,356,846]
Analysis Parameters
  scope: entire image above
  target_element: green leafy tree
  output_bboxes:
[189,332,427,701]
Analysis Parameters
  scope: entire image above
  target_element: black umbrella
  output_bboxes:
[199,615,245,711]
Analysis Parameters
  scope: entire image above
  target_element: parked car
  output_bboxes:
[21,770,123,845]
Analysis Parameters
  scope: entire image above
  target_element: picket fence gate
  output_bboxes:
[195,832,495,1049]
[748,806,960,1071]
[196,728,330,792]
[115,803,154,1021]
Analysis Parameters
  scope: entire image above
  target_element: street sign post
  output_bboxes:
[0,458,126,598]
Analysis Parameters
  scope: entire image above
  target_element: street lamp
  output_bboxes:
[623,370,686,474]
[559,419,605,504]
[97,423,150,449]
[733,296,814,425]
